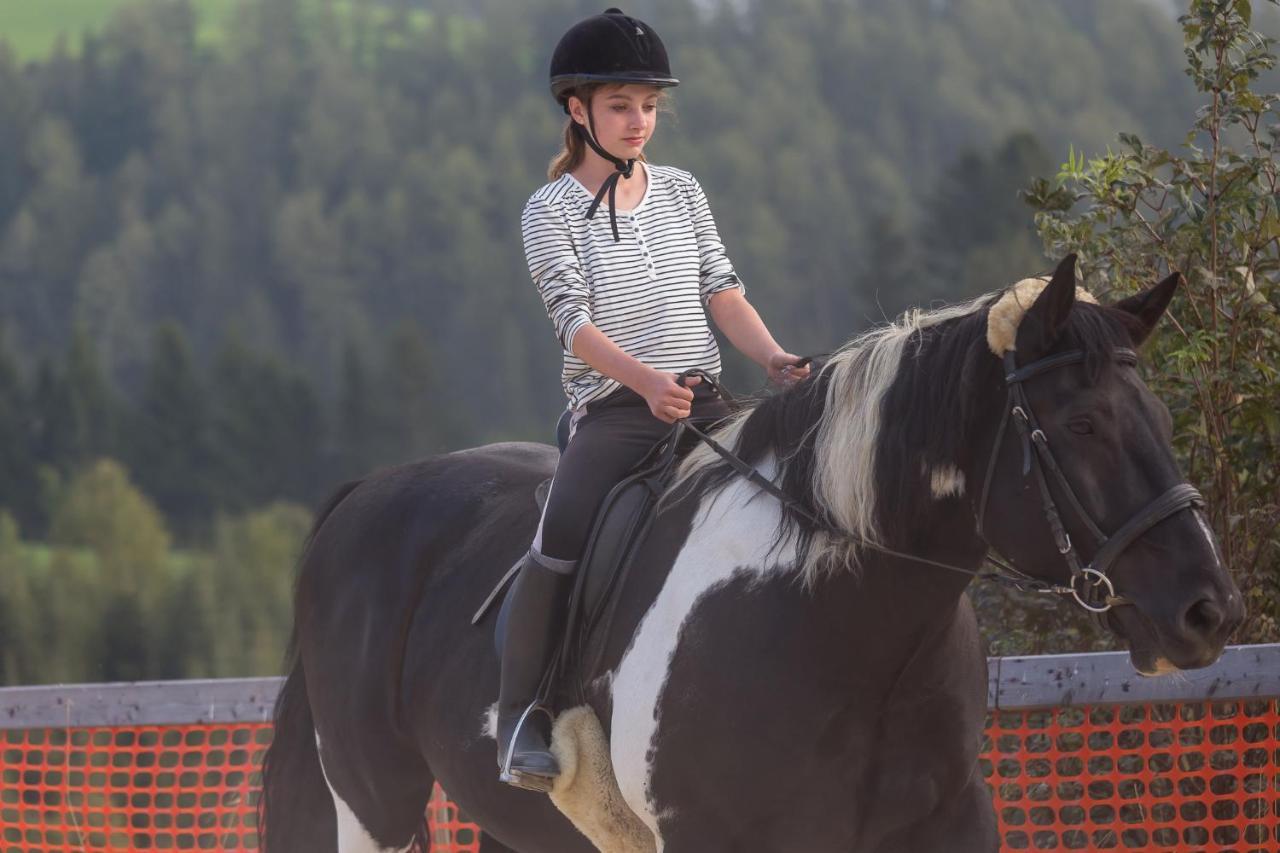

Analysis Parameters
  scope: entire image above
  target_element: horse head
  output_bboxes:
[975,254,1244,674]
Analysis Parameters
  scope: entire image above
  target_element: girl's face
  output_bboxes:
[569,84,661,161]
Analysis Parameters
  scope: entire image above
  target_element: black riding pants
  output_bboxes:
[531,383,730,572]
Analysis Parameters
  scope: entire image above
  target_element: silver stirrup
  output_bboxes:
[499,702,557,793]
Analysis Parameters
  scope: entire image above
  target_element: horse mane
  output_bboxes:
[670,283,1142,587]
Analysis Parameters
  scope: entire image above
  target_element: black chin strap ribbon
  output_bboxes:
[574,121,635,242]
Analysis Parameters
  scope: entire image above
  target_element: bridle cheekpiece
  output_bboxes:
[975,347,1205,614]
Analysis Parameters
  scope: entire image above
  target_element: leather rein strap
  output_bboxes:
[679,347,1205,614]
[677,366,1061,597]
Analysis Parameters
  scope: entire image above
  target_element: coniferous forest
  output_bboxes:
[2,0,1271,684]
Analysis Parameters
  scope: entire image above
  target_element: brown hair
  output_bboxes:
[547,84,671,180]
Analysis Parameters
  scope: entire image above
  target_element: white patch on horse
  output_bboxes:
[315,732,411,853]
[481,702,498,740]
[1194,511,1223,568]
[930,465,966,499]
[609,458,797,849]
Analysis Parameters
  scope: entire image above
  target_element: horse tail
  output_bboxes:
[259,642,333,851]
[259,480,363,853]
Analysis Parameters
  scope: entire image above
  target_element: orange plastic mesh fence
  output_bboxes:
[0,724,477,853]
[983,699,1279,851]
[2,701,1277,852]
[1,724,268,852]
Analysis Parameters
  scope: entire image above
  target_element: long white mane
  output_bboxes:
[672,294,997,587]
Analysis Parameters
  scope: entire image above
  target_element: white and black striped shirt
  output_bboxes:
[522,163,745,410]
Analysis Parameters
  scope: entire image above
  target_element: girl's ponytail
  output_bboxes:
[548,110,588,180]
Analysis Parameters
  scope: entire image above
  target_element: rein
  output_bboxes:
[675,367,1057,597]
[677,417,1056,597]
[677,346,1204,614]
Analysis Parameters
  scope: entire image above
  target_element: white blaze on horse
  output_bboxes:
[260,255,1242,853]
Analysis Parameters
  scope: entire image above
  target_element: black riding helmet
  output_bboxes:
[549,8,679,241]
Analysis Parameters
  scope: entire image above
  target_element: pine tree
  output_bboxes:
[0,512,37,684]
[128,322,217,540]
[924,132,1054,300]
[378,319,450,464]
[0,335,38,532]
[209,335,325,509]
[334,341,384,478]
[29,357,76,481]
[64,323,118,461]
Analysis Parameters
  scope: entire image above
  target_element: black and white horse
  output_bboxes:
[260,256,1242,853]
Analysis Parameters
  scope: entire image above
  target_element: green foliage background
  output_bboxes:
[0,0,1271,683]
[1024,0,1280,645]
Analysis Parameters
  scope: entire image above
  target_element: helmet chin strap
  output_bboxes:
[574,114,635,242]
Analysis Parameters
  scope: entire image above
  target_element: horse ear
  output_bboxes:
[1112,271,1180,346]
[1017,253,1078,359]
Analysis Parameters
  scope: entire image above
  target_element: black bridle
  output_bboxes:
[974,348,1204,613]
[678,346,1204,615]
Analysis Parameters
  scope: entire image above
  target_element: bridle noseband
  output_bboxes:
[975,348,1205,613]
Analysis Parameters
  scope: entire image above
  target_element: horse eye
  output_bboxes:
[1068,418,1094,436]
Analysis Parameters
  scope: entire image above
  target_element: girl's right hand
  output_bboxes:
[639,371,699,423]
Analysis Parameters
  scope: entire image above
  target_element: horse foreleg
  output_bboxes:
[315,732,432,853]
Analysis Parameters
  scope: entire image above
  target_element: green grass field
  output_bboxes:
[0,0,234,62]
[0,0,437,63]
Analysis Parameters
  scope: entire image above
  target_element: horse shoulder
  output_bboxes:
[863,599,989,828]
[604,467,794,837]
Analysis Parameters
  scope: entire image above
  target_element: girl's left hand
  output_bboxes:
[767,352,811,387]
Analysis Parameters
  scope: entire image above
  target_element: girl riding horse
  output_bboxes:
[501,6,810,790]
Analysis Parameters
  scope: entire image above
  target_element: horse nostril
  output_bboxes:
[1183,598,1225,638]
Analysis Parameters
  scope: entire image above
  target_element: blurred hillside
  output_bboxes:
[0,0,1247,680]
[0,0,1198,440]
[0,0,1207,526]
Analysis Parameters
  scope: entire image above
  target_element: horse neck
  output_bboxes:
[864,495,986,628]
[826,383,1002,683]
[796,497,988,703]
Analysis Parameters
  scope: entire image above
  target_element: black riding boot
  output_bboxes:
[496,552,573,791]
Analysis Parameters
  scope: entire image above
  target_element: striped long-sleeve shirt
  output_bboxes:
[521,163,745,410]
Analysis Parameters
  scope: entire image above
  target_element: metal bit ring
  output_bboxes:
[1070,568,1117,613]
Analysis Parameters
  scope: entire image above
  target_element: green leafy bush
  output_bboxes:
[1026,0,1280,643]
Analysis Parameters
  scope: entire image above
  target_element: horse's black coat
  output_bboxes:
[261,258,1241,853]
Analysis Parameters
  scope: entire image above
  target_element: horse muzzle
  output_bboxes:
[1110,576,1244,675]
